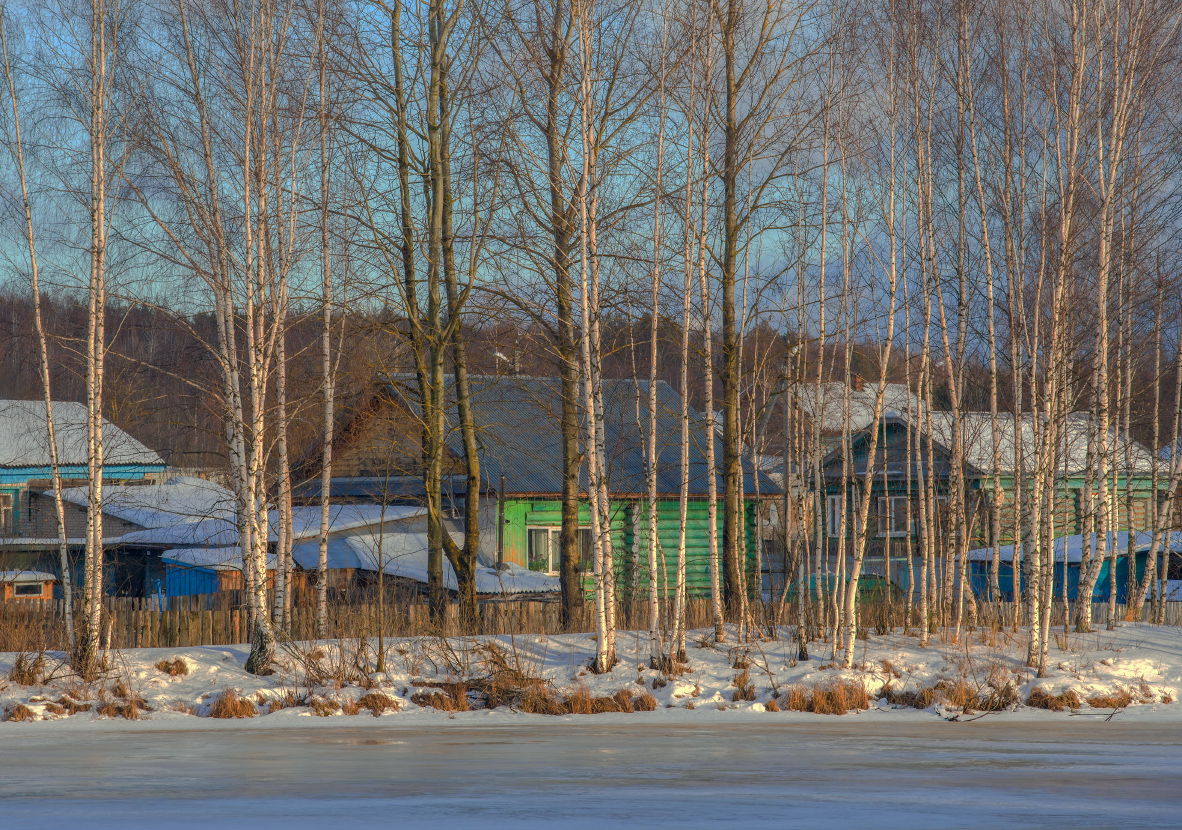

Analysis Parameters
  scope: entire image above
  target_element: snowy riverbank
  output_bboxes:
[3,623,1181,729]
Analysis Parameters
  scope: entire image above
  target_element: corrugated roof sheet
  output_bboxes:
[386,375,778,497]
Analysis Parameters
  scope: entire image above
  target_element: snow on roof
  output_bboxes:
[0,570,55,583]
[301,529,559,595]
[795,382,924,434]
[0,400,163,467]
[59,476,237,529]
[115,504,425,548]
[968,531,1182,563]
[927,412,1158,476]
[162,547,277,572]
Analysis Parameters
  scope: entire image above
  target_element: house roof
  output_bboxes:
[968,531,1182,563]
[115,504,426,548]
[0,400,163,468]
[385,374,778,497]
[58,476,237,529]
[0,570,56,583]
[795,382,924,434]
[926,412,1158,477]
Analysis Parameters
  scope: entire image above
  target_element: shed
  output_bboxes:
[0,570,56,601]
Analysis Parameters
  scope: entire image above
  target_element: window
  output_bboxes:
[877,496,909,537]
[528,527,593,573]
[826,495,842,537]
[0,493,11,535]
[13,583,41,597]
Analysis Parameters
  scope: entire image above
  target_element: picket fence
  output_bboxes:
[1,596,1180,650]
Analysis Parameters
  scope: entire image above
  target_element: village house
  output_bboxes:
[0,400,167,595]
[813,410,1166,592]
[294,374,778,599]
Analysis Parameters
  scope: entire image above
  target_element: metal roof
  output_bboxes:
[0,400,163,468]
[386,375,778,497]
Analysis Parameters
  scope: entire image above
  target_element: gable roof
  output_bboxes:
[795,382,924,434]
[386,374,778,497]
[59,476,236,528]
[927,412,1158,477]
[0,400,163,468]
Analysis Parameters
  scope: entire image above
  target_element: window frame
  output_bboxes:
[877,496,910,538]
[527,525,593,574]
[13,582,41,597]
[0,492,12,535]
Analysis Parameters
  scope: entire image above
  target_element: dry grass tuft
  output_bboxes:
[411,685,469,712]
[776,679,869,715]
[8,652,45,685]
[1087,687,1136,709]
[518,685,567,716]
[731,669,756,702]
[43,701,65,716]
[308,697,340,717]
[633,691,658,712]
[3,702,37,722]
[207,689,258,719]
[357,692,400,717]
[764,697,780,712]
[339,698,361,716]
[1162,692,1174,704]
[563,686,593,715]
[155,658,189,677]
[262,689,305,712]
[169,699,196,715]
[56,696,91,715]
[96,700,140,720]
[1026,687,1081,711]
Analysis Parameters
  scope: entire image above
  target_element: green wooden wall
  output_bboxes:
[500,497,760,598]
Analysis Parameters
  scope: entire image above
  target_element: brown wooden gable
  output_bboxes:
[294,384,463,484]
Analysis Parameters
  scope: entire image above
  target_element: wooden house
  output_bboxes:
[815,413,1164,589]
[296,375,778,599]
[0,570,55,601]
[0,400,167,594]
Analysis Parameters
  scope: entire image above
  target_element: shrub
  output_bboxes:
[155,658,189,677]
[207,689,258,719]
[8,652,45,686]
[1026,688,1080,711]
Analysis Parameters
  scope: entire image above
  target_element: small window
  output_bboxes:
[878,496,909,537]
[528,527,593,574]
[826,495,842,537]
[13,582,41,597]
[0,493,12,535]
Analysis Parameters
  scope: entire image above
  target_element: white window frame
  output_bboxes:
[527,526,593,574]
[13,582,41,597]
[877,496,909,537]
[826,495,842,537]
[0,493,12,535]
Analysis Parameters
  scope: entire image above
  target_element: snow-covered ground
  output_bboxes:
[4,626,1182,826]
[3,623,1182,728]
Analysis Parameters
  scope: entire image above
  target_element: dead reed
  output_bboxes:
[8,652,45,685]
[777,679,870,715]
[357,692,400,716]
[207,689,258,718]
[2,702,37,722]
[154,658,189,677]
[1026,688,1081,711]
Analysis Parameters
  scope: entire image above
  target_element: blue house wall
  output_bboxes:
[969,553,1146,603]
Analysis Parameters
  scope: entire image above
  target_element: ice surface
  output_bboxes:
[0,721,1178,828]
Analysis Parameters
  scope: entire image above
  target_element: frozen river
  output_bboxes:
[2,719,1178,828]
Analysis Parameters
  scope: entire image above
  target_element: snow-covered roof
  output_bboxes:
[115,504,426,548]
[0,570,55,583]
[295,529,559,595]
[162,547,277,572]
[968,531,1182,563]
[928,412,1158,476]
[795,382,924,434]
[0,400,163,467]
[58,476,236,529]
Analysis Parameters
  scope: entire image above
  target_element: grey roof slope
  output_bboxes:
[0,400,163,468]
[386,375,778,497]
[795,382,924,434]
[926,412,1158,476]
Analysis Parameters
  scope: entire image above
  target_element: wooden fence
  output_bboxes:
[1,596,1180,651]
